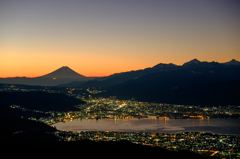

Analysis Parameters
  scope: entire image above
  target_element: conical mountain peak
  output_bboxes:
[61,66,70,69]
[41,66,86,78]
[57,66,74,72]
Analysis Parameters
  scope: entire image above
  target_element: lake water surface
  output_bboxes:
[53,118,240,134]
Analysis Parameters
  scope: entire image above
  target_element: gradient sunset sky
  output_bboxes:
[1,0,240,77]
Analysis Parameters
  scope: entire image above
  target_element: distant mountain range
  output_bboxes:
[0,66,95,86]
[1,59,240,88]
[61,58,240,88]
[84,58,240,106]
[99,66,240,105]
[1,58,240,105]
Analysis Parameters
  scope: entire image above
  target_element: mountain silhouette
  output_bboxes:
[1,59,240,87]
[68,59,240,88]
[0,66,95,86]
[40,66,86,79]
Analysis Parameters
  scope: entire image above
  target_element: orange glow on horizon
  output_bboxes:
[1,57,240,78]
[1,45,240,78]
[1,0,240,78]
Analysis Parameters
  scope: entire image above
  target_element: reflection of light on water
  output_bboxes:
[165,118,169,126]
[53,118,240,134]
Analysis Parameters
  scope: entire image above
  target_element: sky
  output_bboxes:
[1,0,240,77]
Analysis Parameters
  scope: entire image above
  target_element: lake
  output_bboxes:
[53,118,240,134]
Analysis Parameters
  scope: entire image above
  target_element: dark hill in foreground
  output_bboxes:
[0,91,85,111]
[3,139,219,159]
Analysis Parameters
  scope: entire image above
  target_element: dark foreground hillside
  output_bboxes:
[3,139,220,159]
[0,91,85,111]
